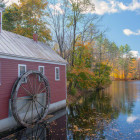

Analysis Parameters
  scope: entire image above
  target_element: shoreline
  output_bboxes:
[67,90,84,105]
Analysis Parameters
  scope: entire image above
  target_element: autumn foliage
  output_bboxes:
[67,40,112,93]
[2,0,52,42]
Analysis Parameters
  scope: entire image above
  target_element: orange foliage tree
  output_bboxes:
[2,0,52,42]
[67,42,95,93]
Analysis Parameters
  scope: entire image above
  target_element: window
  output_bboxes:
[18,64,27,83]
[39,66,45,82]
[55,67,60,81]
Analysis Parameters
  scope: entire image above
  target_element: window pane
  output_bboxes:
[19,65,26,83]
[55,67,60,80]
[20,66,25,76]
[39,66,44,82]
[40,67,43,73]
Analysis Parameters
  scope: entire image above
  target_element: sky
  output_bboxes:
[7,0,140,55]
[95,0,140,56]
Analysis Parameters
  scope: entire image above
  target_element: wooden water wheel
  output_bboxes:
[11,70,50,127]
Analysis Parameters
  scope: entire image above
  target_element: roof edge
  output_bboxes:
[0,53,68,65]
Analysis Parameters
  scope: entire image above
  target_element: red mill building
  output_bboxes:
[0,8,67,132]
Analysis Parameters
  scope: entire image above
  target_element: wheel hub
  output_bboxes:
[33,95,37,101]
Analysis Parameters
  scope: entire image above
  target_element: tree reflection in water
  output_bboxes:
[67,81,136,139]
[2,81,139,139]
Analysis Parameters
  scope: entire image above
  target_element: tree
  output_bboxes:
[119,44,131,80]
[67,42,95,92]
[47,0,68,57]
[2,4,21,31]
[0,0,5,8]
[2,0,52,42]
[67,0,95,66]
[47,0,98,61]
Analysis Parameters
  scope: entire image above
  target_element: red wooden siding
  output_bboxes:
[0,58,66,120]
[0,12,1,33]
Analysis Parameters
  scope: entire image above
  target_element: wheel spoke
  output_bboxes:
[36,82,43,95]
[27,76,34,95]
[17,102,28,112]
[33,74,35,95]
[35,124,39,139]
[34,74,37,95]
[35,100,46,110]
[38,86,48,94]
[34,101,42,120]
[23,102,31,121]
[32,101,33,125]
[37,127,44,140]
[21,86,33,96]
[17,97,32,100]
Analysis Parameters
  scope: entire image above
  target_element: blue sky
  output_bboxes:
[100,3,140,54]
[101,11,140,53]
[9,0,140,54]
[48,0,140,55]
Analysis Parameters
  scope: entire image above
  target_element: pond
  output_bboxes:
[67,81,140,139]
[1,81,140,139]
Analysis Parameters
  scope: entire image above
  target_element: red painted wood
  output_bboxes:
[0,58,66,120]
[0,12,1,33]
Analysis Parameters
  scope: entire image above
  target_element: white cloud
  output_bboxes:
[127,115,138,123]
[130,50,139,58]
[7,0,140,15]
[118,0,140,11]
[5,0,19,6]
[49,3,64,15]
[123,29,140,36]
[90,0,118,15]
[73,0,140,15]
[91,0,140,15]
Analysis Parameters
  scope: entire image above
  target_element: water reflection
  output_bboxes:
[2,81,140,139]
[67,90,119,139]
[105,81,137,115]
[3,109,66,140]
[67,81,140,139]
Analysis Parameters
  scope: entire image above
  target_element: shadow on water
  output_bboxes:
[67,81,140,139]
[1,109,67,140]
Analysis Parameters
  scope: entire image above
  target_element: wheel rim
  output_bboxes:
[11,70,50,127]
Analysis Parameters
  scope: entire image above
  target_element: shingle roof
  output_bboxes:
[0,30,67,64]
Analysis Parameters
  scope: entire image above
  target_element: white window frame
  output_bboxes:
[55,67,60,81]
[18,64,27,77]
[38,66,45,82]
[18,64,27,83]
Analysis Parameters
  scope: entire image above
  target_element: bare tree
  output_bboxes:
[47,0,68,58]
[47,0,98,65]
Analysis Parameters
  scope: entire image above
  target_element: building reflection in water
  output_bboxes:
[2,81,140,140]
[4,109,67,140]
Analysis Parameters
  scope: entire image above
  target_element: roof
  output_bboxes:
[0,30,67,64]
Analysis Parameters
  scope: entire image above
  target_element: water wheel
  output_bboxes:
[11,70,50,128]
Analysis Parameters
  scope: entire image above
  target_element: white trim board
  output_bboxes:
[0,54,67,66]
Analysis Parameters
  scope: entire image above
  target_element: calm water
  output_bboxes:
[2,81,140,139]
[67,81,140,139]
